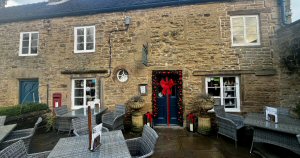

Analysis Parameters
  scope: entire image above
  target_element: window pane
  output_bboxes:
[31,40,38,47]
[75,80,84,88]
[246,34,258,43]
[86,43,94,50]
[86,27,94,36]
[74,98,84,106]
[224,98,236,108]
[233,35,244,44]
[86,35,93,43]
[77,28,84,35]
[77,44,84,50]
[207,77,220,97]
[22,41,29,47]
[232,17,244,27]
[77,36,84,43]
[232,26,244,35]
[22,48,29,54]
[31,47,37,54]
[23,33,29,40]
[31,33,38,40]
[86,79,96,87]
[75,89,84,97]
[246,26,257,35]
[245,17,257,26]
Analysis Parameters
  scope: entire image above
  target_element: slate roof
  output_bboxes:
[0,0,229,24]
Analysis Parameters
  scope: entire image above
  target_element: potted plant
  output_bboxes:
[126,95,145,132]
[191,93,214,135]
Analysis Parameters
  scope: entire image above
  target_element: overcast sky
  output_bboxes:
[5,0,300,22]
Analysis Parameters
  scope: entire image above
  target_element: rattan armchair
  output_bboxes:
[0,117,42,152]
[102,104,125,131]
[126,125,159,158]
[214,105,244,148]
[72,116,108,136]
[0,140,50,158]
[0,116,6,126]
[54,105,73,134]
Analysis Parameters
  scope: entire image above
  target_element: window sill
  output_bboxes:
[18,54,38,56]
[74,50,95,54]
[231,44,261,48]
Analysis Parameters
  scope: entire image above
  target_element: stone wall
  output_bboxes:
[276,20,300,108]
[0,0,282,115]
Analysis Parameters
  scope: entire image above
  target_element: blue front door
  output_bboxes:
[153,71,182,126]
[156,86,178,125]
[19,80,39,104]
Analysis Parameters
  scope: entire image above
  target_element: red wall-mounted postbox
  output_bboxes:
[53,93,62,108]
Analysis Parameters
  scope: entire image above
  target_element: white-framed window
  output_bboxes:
[72,78,97,109]
[19,32,39,56]
[205,76,240,112]
[230,15,260,46]
[74,26,95,53]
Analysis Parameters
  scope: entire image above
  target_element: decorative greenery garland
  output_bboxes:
[152,70,183,125]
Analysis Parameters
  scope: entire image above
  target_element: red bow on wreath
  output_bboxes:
[187,113,196,123]
[160,77,175,95]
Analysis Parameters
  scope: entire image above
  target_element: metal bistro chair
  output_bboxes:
[0,116,6,126]
[126,125,159,158]
[54,105,73,135]
[102,104,126,131]
[72,116,108,136]
[0,117,42,152]
[0,140,51,158]
[214,105,244,148]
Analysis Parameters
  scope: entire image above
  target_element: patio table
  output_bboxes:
[0,124,17,143]
[62,106,108,124]
[62,106,108,118]
[47,130,131,158]
[244,113,300,154]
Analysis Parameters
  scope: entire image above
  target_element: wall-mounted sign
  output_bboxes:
[139,84,148,96]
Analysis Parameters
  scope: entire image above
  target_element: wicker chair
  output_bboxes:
[72,117,108,136]
[214,105,244,148]
[54,105,73,134]
[102,104,125,131]
[0,117,42,152]
[0,116,6,126]
[0,140,50,158]
[126,125,159,158]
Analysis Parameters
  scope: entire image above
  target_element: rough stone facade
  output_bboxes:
[0,0,284,119]
[276,20,300,108]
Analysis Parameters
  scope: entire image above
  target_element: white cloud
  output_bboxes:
[5,0,20,7]
[5,0,46,7]
[291,0,300,22]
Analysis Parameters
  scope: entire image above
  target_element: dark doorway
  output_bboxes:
[152,70,183,126]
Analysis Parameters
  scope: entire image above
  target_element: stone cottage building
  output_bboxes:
[0,0,291,126]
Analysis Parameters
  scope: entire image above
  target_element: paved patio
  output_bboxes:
[29,127,300,158]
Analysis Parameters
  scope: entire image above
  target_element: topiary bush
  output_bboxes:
[0,103,49,117]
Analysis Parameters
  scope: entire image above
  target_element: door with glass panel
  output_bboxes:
[72,79,97,109]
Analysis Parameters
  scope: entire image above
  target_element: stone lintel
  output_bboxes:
[61,70,108,74]
[193,69,277,76]
[228,8,271,16]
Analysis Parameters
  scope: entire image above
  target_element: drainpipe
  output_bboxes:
[279,0,287,25]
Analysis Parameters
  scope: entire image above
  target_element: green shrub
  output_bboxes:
[0,103,49,117]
